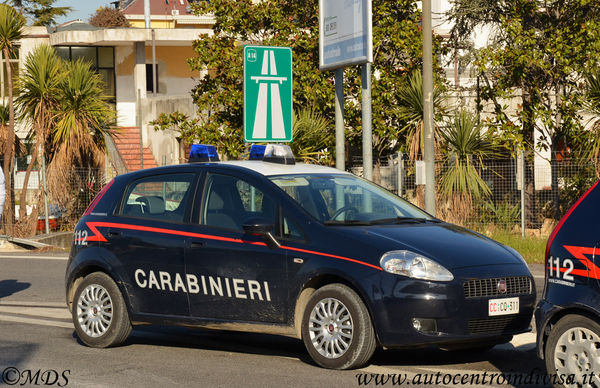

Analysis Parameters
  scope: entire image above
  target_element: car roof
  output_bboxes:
[215,160,353,177]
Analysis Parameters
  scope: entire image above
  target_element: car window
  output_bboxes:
[270,174,432,223]
[282,213,305,241]
[121,173,194,223]
[202,173,277,231]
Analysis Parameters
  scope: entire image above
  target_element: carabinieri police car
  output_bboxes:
[66,144,535,370]
[535,181,600,386]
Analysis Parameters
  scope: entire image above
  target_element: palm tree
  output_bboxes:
[396,70,445,161]
[15,44,62,221]
[438,109,496,223]
[0,3,25,234]
[290,107,333,165]
[48,59,114,221]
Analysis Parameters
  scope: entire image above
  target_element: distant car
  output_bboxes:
[37,204,66,232]
[535,181,600,386]
[65,144,535,370]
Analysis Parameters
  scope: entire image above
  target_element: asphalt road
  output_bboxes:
[0,252,550,387]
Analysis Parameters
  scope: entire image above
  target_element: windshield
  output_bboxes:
[269,174,434,225]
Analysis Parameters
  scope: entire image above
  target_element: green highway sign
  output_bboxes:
[244,46,293,142]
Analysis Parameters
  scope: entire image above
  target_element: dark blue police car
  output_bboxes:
[66,144,535,369]
[535,181,600,386]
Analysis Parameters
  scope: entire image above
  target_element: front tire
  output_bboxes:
[545,315,600,388]
[301,283,376,369]
[72,272,132,348]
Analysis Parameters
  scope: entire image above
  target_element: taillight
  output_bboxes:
[545,180,599,263]
[83,179,115,216]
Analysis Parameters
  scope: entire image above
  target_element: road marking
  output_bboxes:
[0,313,73,329]
[0,301,65,308]
[0,255,68,260]
[0,305,71,320]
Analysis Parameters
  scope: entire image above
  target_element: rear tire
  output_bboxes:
[72,272,132,348]
[301,283,376,369]
[544,315,600,388]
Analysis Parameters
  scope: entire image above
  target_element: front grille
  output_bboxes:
[463,276,532,299]
[468,315,529,334]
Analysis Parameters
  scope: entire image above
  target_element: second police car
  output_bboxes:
[535,180,600,387]
[66,144,535,370]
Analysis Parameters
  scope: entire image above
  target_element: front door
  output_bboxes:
[185,172,288,323]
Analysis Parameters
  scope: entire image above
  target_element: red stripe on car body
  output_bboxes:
[84,221,381,271]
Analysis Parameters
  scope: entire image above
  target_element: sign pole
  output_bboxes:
[361,63,372,180]
[422,0,436,216]
[335,68,345,171]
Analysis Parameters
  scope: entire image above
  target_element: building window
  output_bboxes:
[0,46,19,99]
[146,63,159,93]
[54,46,116,104]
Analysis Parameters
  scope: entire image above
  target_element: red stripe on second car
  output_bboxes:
[563,245,600,280]
[84,221,381,271]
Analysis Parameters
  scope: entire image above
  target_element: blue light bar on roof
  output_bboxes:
[189,144,219,163]
[249,144,266,160]
[264,144,295,165]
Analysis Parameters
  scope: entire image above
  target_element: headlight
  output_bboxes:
[380,250,454,282]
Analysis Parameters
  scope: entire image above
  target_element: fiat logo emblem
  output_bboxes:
[497,280,507,294]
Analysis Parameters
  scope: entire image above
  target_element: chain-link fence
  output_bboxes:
[2,163,105,238]
[351,153,598,235]
[2,153,597,238]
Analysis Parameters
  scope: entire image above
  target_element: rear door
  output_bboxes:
[107,172,197,316]
[185,171,289,323]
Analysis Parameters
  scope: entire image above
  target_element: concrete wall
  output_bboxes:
[142,94,196,165]
[115,44,198,128]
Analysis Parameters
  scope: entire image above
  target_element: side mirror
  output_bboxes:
[242,218,280,249]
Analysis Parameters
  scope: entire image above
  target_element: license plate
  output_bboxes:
[488,297,519,316]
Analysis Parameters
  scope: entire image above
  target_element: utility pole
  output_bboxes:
[144,0,150,28]
[422,0,436,216]
[335,69,345,171]
[361,63,372,181]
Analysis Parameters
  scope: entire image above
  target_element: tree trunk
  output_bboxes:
[551,83,562,220]
[3,46,15,235]
[522,87,536,228]
[18,141,38,221]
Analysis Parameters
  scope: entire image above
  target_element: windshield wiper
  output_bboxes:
[368,217,441,225]
[323,220,372,226]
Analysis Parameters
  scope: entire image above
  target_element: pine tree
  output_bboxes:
[9,0,71,26]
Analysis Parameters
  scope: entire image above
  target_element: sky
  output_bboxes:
[54,0,116,24]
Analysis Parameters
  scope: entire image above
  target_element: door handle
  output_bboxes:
[108,231,122,237]
[190,241,205,248]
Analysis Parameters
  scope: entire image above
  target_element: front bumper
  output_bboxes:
[365,264,536,348]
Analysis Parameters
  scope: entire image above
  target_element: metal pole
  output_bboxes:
[335,68,345,171]
[144,0,151,28]
[40,145,49,234]
[361,63,372,181]
[152,29,157,95]
[422,0,436,216]
[137,89,144,170]
[520,150,525,238]
[397,151,404,196]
